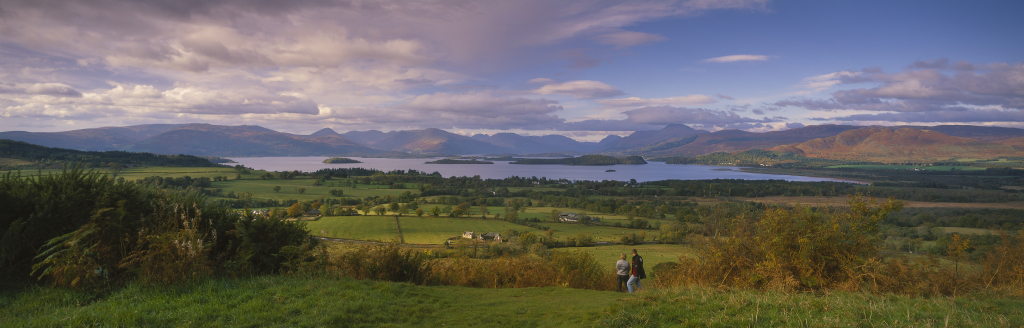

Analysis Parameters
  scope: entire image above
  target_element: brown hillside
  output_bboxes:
[997,137,1024,151]
[769,128,1022,162]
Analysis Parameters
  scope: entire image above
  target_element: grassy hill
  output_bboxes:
[0,139,221,169]
[770,127,1022,162]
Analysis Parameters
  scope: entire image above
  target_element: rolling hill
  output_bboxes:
[0,124,189,151]
[125,124,379,156]
[618,124,864,156]
[769,127,1023,162]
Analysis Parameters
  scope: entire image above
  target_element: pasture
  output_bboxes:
[305,216,399,241]
[398,217,543,244]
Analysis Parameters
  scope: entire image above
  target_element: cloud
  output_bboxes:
[797,71,861,91]
[623,106,778,125]
[593,31,666,49]
[595,95,717,107]
[702,54,770,63]
[0,0,773,133]
[0,82,83,97]
[534,80,624,99]
[778,60,1024,113]
[321,90,566,130]
[813,109,1024,123]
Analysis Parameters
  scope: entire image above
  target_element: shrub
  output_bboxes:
[658,196,905,292]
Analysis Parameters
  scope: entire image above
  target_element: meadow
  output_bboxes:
[3,275,1022,327]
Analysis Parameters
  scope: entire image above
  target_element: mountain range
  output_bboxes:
[3,123,1024,160]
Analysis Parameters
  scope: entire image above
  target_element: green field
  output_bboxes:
[398,217,543,244]
[305,216,399,241]
[4,275,1021,327]
[826,164,986,171]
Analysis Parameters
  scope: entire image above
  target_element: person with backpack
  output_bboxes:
[628,248,645,293]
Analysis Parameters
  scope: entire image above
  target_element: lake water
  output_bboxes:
[228,156,848,183]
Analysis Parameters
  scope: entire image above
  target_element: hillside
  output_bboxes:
[126,124,379,156]
[628,124,864,156]
[770,127,1022,162]
[0,139,220,168]
[371,128,516,154]
[601,124,706,151]
[0,124,189,151]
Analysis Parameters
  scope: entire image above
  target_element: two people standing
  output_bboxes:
[615,249,645,293]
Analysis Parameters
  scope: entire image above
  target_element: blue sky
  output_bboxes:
[1,0,1021,140]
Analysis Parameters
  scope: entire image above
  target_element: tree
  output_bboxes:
[375,206,387,216]
[416,208,424,217]
[319,204,331,216]
[287,203,303,217]
[273,186,281,193]
[550,209,560,221]
[479,204,489,218]
[430,206,441,217]
[947,233,972,276]
[389,202,400,212]
[108,162,123,179]
[296,187,306,194]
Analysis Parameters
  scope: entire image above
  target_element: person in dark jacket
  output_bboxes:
[615,253,630,292]
[627,249,645,293]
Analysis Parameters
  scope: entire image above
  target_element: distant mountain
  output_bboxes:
[340,130,390,146]
[770,127,1021,162]
[0,123,190,151]
[470,133,601,154]
[639,124,865,157]
[371,128,517,154]
[126,124,379,156]
[309,128,340,137]
[0,139,219,168]
[601,124,706,151]
[914,125,1024,142]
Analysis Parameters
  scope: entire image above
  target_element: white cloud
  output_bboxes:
[797,71,861,91]
[596,95,717,107]
[702,54,770,63]
[534,80,624,99]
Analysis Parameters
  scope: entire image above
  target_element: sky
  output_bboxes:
[1,0,1022,141]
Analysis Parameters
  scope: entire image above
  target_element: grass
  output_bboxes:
[941,227,996,235]
[576,244,695,272]
[826,164,987,171]
[305,216,399,241]
[0,275,620,327]
[3,275,1022,327]
[600,286,1024,327]
[0,157,33,166]
[398,216,543,244]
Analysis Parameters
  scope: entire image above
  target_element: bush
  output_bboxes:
[1,166,320,289]
[658,196,905,292]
